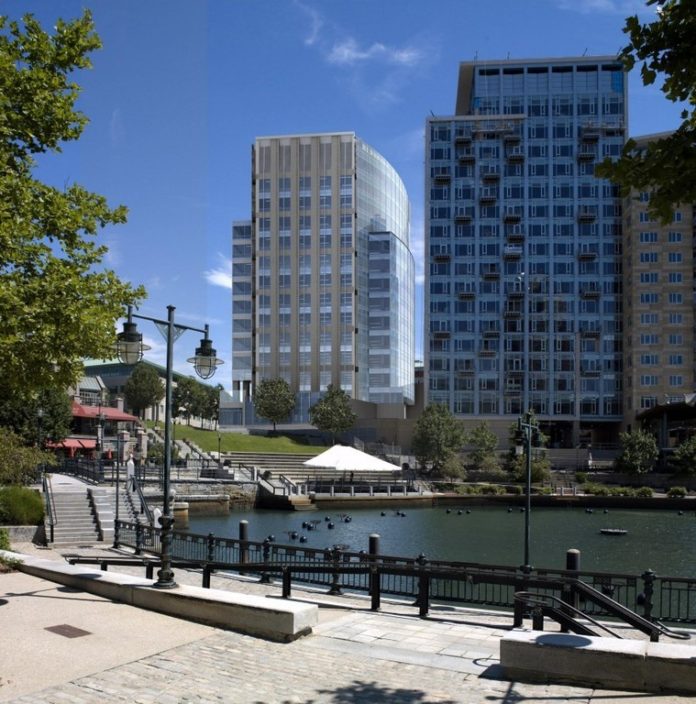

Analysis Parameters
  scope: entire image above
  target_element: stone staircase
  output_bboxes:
[48,490,101,546]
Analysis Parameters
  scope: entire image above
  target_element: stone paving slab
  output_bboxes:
[5,542,696,703]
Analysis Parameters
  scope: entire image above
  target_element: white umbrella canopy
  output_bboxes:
[303,444,400,472]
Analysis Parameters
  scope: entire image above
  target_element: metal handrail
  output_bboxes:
[130,475,154,525]
[514,590,624,638]
[43,473,57,543]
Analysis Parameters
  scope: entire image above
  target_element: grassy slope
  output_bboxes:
[149,423,321,455]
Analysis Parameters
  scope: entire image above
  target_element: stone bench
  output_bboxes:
[501,629,696,694]
[2,550,317,642]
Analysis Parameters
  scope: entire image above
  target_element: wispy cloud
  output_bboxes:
[327,38,424,67]
[295,0,323,46]
[554,0,654,15]
[109,108,126,147]
[205,254,232,290]
[295,4,438,111]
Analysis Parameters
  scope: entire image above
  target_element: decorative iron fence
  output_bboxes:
[114,520,696,625]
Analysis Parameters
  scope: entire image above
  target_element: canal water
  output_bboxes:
[188,505,696,578]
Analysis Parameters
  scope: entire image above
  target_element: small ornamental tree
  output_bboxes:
[412,403,466,476]
[253,378,296,433]
[0,428,55,485]
[669,434,696,476]
[124,363,164,419]
[467,422,501,473]
[505,413,550,483]
[308,384,356,444]
[614,429,658,475]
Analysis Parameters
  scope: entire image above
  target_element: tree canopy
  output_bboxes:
[308,384,357,444]
[412,403,466,475]
[124,363,164,419]
[595,0,696,221]
[0,11,145,399]
[253,378,296,432]
[0,387,72,447]
[614,429,658,474]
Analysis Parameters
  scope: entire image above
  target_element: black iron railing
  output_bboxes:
[113,520,696,625]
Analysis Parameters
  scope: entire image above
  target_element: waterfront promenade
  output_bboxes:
[2,540,695,703]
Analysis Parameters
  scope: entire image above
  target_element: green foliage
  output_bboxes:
[0,427,54,485]
[614,429,658,475]
[636,486,654,497]
[173,377,211,425]
[441,454,467,481]
[0,386,72,446]
[670,435,696,475]
[575,471,588,484]
[0,527,9,550]
[0,485,44,524]
[595,0,696,222]
[667,485,687,498]
[253,378,296,432]
[145,441,178,466]
[412,403,466,475]
[0,12,145,397]
[508,452,551,483]
[467,422,500,472]
[308,384,357,443]
[123,363,164,418]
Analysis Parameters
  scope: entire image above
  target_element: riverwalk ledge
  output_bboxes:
[501,629,696,694]
[0,549,317,642]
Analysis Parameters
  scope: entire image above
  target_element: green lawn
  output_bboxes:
[147,423,322,455]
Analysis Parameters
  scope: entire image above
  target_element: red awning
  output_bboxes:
[71,401,139,423]
[46,438,85,449]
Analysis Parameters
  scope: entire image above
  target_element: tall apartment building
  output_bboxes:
[622,132,695,430]
[230,132,415,426]
[425,56,627,447]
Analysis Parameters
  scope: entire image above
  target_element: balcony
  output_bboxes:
[580,328,601,338]
[503,209,522,223]
[458,151,476,163]
[507,147,525,162]
[577,148,596,162]
[503,130,522,144]
[454,133,472,145]
[577,208,597,222]
[433,331,451,340]
[433,173,451,184]
[580,124,601,142]
[504,307,522,318]
[454,210,473,223]
[580,285,601,298]
[479,189,497,204]
[481,167,500,182]
[482,329,500,337]
[503,245,523,259]
[457,290,476,300]
[481,269,500,280]
[433,254,451,263]
[577,249,598,260]
[478,348,497,357]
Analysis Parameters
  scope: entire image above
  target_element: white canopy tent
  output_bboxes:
[303,445,400,472]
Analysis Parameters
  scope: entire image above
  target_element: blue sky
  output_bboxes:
[7,0,684,388]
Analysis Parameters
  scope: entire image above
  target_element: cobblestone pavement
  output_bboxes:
[5,542,695,703]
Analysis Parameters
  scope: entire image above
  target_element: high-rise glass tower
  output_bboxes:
[231,132,414,422]
[425,57,627,446]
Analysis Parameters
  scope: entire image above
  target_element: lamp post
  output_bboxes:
[515,410,541,573]
[115,305,222,588]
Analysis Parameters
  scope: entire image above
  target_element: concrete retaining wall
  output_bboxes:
[1,550,317,642]
[501,629,696,694]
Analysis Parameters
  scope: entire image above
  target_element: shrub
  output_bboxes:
[667,486,687,498]
[0,527,9,551]
[635,486,653,498]
[478,484,505,495]
[506,485,522,495]
[0,486,44,525]
[575,471,588,484]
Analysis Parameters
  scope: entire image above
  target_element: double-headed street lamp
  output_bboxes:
[515,410,541,574]
[115,305,223,589]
